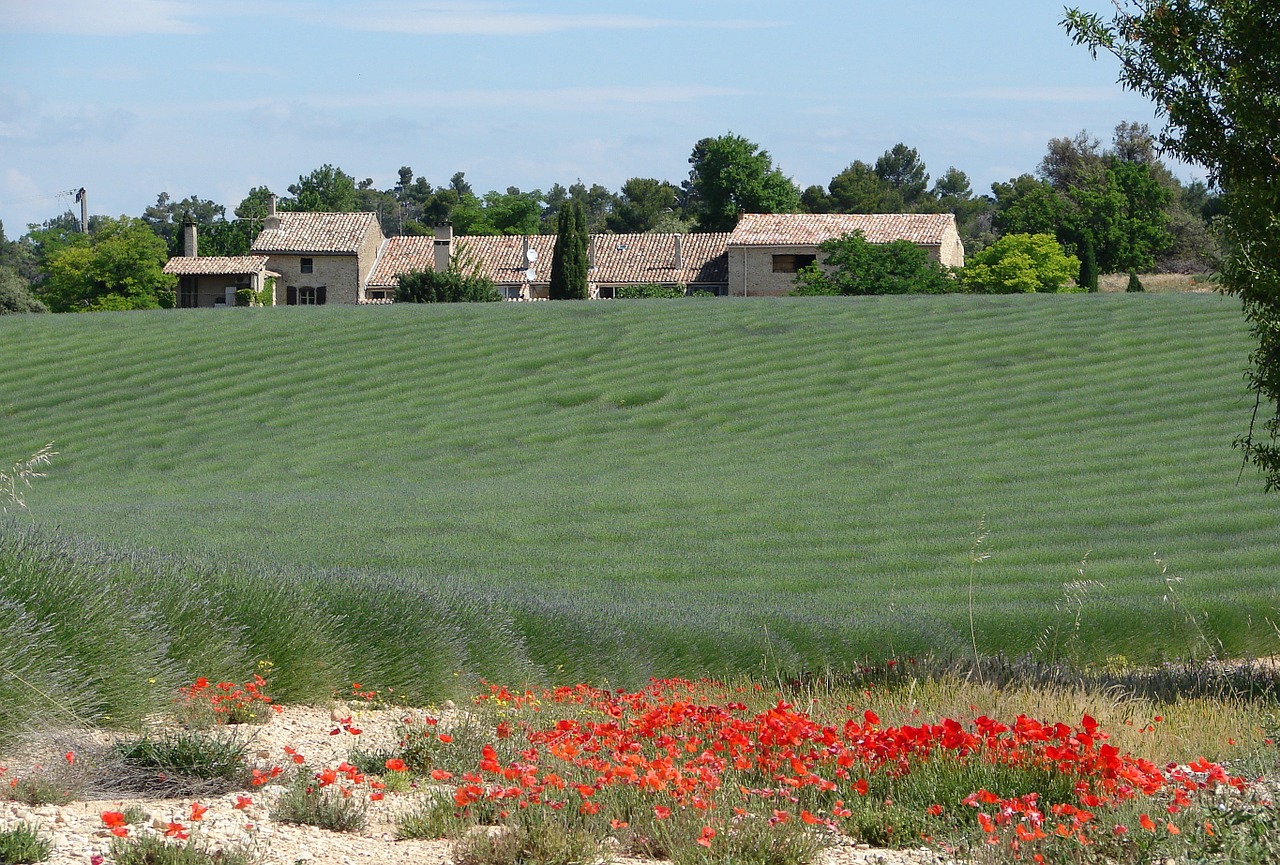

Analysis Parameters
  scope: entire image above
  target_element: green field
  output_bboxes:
[2,293,1278,724]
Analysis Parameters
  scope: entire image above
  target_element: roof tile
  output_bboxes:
[367,233,729,288]
[251,212,380,254]
[728,213,956,246]
[162,255,274,276]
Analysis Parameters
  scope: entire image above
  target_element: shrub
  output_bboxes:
[111,729,251,795]
[396,792,469,840]
[454,820,598,865]
[0,823,51,864]
[270,771,368,833]
[0,267,47,315]
[792,231,954,295]
[1126,269,1146,292]
[615,283,685,299]
[396,267,499,303]
[959,233,1081,293]
[108,835,255,865]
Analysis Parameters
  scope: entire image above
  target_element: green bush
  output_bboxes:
[0,823,51,864]
[108,835,255,865]
[959,233,1081,293]
[111,729,251,794]
[792,231,954,295]
[271,772,368,832]
[615,283,685,299]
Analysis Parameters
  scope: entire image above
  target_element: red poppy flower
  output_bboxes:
[385,758,407,772]
[190,802,208,821]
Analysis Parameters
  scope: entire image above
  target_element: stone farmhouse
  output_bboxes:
[164,198,963,306]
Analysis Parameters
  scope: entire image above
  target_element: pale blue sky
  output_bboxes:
[0,0,1186,235]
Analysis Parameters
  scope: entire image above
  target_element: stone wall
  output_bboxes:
[269,254,361,305]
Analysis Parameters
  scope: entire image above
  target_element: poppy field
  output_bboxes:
[15,673,1272,865]
[375,676,1275,864]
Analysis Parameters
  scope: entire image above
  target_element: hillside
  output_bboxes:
[1,294,1276,695]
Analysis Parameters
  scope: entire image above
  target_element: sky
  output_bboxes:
[0,0,1192,236]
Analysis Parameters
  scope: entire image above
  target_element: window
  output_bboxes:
[772,254,816,273]
[289,286,326,305]
[300,258,314,274]
[367,290,386,300]
[597,286,616,299]
[178,277,197,308]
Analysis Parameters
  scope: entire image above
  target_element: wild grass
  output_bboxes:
[0,295,1277,730]
[0,823,50,864]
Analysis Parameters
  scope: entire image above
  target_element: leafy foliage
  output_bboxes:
[686,133,800,232]
[283,164,358,213]
[0,823,51,864]
[1065,1,1280,489]
[395,264,499,304]
[607,178,685,234]
[0,266,47,314]
[615,283,685,299]
[38,216,176,312]
[959,233,1081,294]
[792,230,954,295]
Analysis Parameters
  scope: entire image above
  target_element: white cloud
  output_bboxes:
[0,0,202,34]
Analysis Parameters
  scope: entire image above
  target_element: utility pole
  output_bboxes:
[74,188,87,233]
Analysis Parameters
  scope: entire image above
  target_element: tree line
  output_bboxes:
[1,123,1220,314]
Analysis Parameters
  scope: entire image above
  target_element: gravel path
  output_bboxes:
[1,705,959,865]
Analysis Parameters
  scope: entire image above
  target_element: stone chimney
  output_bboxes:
[588,235,597,268]
[433,221,453,273]
[673,234,683,270]
[182,217,198,257]
[263,195,282,231]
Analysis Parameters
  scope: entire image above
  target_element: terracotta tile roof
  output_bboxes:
[728,213,956,247]
[367,233,730,288]
[251,212,380,254]
[163,255,275,276]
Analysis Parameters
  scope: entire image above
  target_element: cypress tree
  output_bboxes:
[548,204,573,300]
[570,200,589,299]
[1126,269,1145,292]
[1079,236,1100,292]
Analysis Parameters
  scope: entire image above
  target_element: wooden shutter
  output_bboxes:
[286,285,297,305]
[317,286,327,305]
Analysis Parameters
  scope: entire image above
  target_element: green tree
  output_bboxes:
[39,216,177,312]
[686,133,800,232]
[141,192,226,256]
[959,234,1081,294]
[451,188,543,236]
[283,164,358,213]
[0,220,39,284]
[874,143,930,208]
[1078,236,1100,292]
[827,161,903,213]
[548,201,588,300]
[792,231,954,296]
[1127,270,1145,292]
[606,178,685,233]
[542,182,617,234]
[0,265,47,314]
[1065,1,1280,488]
